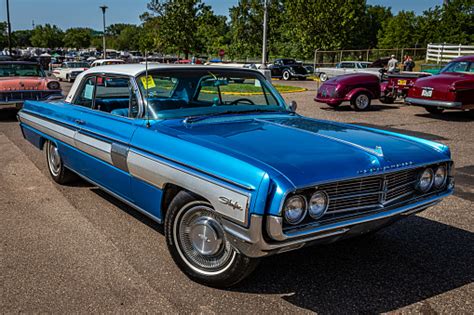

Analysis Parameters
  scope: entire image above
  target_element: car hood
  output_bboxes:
[0,76,48,91]
[160,115,449,188]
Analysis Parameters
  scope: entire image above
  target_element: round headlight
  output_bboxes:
[308,191,329,219]
[283,195,307,225]
[434,166,447,188]
[47,81,60,90]
[417,168,434,192]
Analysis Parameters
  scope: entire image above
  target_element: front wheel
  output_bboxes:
[165,191,259,287]
[425,106,444,114]
[282,70,291,81]
[351,92,371,111]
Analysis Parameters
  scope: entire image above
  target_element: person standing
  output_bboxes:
[388,54,398,73]
[404,56,415,71]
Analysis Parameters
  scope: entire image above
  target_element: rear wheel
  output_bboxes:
[351,92,371,111]
[165,190,259,288]
[425,106,444,114]
[319,73,328,82]
[45,140,75,184]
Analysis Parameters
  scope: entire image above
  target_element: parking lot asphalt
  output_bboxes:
[0,80,473,313]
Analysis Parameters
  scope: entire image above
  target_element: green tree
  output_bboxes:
[377,11,418,48]
[437,0,474,44]
[362,5,393,48]
[115,25,142,51]
[30,24,64,48]
[145,0,210,58]
[283,0,368,58]
[195,6,229,57]
[63,28,93,49]
[12,30,33,47]
[0,22,7,49]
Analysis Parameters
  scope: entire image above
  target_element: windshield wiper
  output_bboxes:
[184,109,290,124]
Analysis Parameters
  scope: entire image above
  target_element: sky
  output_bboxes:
[1,0,443,31]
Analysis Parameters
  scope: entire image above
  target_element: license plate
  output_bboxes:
[397,79,407,86]
[422,88,433,97]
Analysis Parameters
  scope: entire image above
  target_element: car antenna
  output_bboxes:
[144,50,151,128]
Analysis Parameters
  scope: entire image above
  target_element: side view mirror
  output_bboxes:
[289,100,297,112]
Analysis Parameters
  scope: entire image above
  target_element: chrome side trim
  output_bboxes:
[267,190,452,241]
[405,97,462,108]
[74,132,112,164]
[127,149,250,224]
[111,143,130,172]
[18,111,76,147]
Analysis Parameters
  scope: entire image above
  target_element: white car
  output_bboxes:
[315,61,381,81]
[90,59,125,68]
[52,61,89,82]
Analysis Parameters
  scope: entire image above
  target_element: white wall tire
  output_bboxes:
[319,73,328,82]
[45,140,75,184]
[165,190,259,287]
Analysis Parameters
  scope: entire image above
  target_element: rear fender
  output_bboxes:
[345,87,375,101]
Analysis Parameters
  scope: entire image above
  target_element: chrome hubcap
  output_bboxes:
[175,203,235,274]
[356,94,369,109]
[47,142,61,176]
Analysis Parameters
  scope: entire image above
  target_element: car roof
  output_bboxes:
[81,63,261,77]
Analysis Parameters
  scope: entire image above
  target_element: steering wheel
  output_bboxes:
[229,98,255,105]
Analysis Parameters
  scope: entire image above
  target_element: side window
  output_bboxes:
[73,76,96,108]
[341,63,355,69]
[94,76,138,118]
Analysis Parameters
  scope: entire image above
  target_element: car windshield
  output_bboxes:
[136,69,286,119]
[0,63,44,77]
[440,61,473,74]
[67,62,89,68]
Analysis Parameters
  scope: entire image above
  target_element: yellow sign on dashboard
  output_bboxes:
[140,75,156,88]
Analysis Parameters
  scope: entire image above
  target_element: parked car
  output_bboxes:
[315,61,382,82]
[406,55,474,114]
[315,73,380,110]
[51,61,89,82]
[90,59,125,67]
[1,61,62,110]
[380,72,431,104]
[268,58,309,80]
[18,64,454,287]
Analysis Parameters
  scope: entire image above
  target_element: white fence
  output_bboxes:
[426,43,474,63]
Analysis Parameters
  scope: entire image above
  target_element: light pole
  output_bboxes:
[6,0,12,56]
[100,5,108,59]
[261,0,268,69]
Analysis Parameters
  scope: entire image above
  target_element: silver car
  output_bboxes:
[315,61,381,81]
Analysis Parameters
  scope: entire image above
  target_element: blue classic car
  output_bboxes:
[18,64,454,287]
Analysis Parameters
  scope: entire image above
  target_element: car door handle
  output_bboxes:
[75,119,85,125]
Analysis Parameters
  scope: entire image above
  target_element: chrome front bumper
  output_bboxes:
[405,97,462,108]
[222,190,452,258]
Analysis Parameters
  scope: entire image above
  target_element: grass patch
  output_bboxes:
[203,83,307,95]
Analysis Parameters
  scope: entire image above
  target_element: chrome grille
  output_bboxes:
[0,91,58,103]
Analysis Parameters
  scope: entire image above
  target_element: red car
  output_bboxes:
[1,61,62,110]
[315,73,380,111]
[406,55,474,114]
[380,72,431,104]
